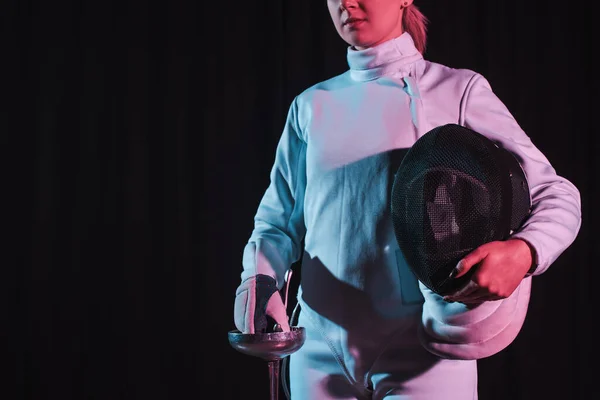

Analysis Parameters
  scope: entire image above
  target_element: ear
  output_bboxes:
[401,0,415,8]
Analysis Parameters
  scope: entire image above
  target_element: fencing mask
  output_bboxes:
[391,124,531,296]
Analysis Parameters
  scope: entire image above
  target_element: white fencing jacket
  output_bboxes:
[240,32,582,396]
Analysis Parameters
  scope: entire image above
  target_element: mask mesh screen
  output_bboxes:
[391,124,530,295]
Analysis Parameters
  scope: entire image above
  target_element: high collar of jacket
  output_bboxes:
[346,32,424,82]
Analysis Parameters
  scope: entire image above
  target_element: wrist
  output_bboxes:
[508,238,537,276]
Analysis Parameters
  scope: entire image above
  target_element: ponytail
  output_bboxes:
[402,4,429,54]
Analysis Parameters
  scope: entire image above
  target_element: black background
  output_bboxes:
[4,0,598,399]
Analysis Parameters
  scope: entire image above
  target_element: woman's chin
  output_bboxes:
[345,36,375,50]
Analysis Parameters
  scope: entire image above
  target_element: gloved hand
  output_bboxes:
[234,274,291,334]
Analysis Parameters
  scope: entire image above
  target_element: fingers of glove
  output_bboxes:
[266,292,290,332]
[253,274,279,333]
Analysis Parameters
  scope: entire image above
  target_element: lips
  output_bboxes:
[343,17,366,26]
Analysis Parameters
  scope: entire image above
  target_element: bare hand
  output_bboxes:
[443,239,534,304]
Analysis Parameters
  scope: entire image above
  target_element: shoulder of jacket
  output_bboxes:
[421,60,484,85]
[296,72,349,99]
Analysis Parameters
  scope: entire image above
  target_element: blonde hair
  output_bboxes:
[402,4,429,54]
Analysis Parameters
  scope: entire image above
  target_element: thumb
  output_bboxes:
[266,292,291,332]
[451,245,488,279]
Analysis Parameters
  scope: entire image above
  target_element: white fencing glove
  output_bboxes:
[234,274,291,334]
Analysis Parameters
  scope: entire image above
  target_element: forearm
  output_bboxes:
[509,180,581,276]
[462,74,582,276]
[240,97,307,289]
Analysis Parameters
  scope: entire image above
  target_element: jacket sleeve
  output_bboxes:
[418,72,581,360]
[460,73,582,276]
[240,97,307,289]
